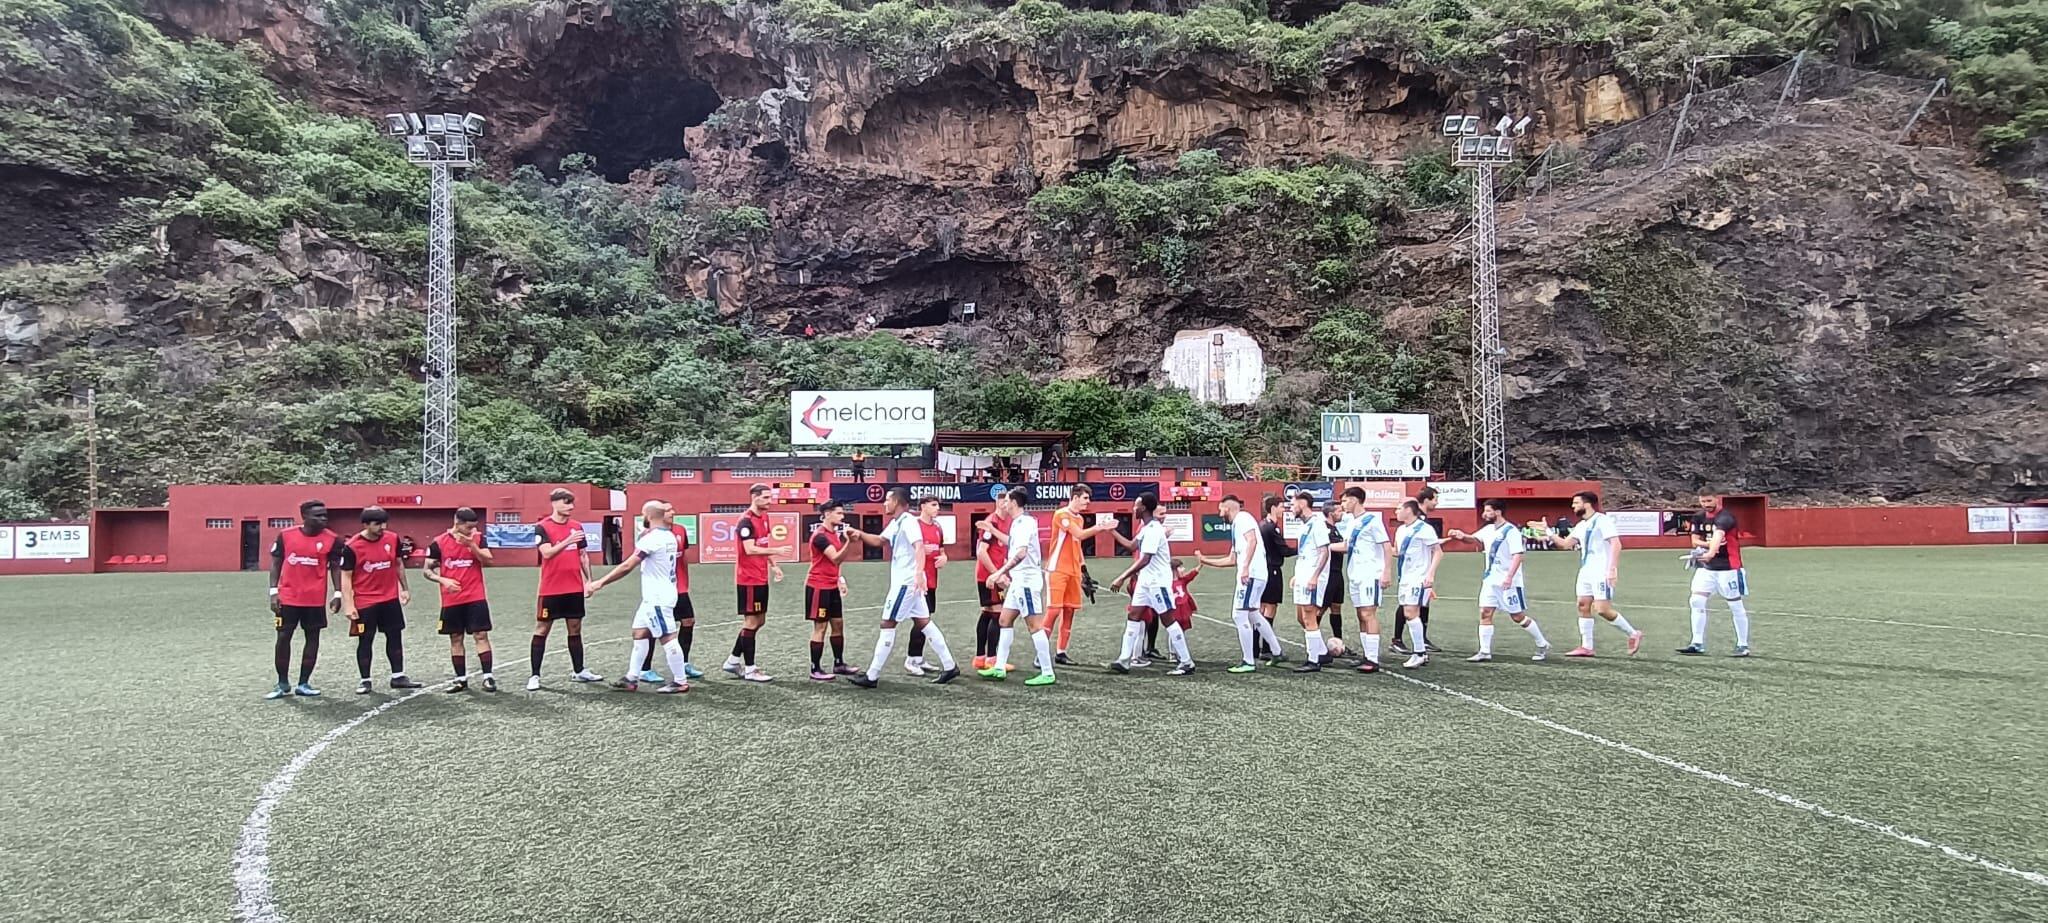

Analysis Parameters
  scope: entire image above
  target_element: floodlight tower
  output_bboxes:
[384,111,485,483]
[1442,112,1531,481]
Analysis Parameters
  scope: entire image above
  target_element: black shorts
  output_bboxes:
[438,601,493,636]
[537,592,586,622]
[675,593,696,621]
[978,582,999,611]
[925,588,938,613]
[737,584,769,616]
[804,586,843,622]
[276,604,328,632]
[1261,572,1284,606]
[350,599,405,636]
[1322,558,1345,607]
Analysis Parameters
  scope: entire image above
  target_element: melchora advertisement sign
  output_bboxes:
[790,390,935,445]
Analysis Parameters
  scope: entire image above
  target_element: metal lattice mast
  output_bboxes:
[1469,163,1507,480]
[423,162,457,483]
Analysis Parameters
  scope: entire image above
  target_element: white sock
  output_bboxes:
[1611,614,1638,636]
[996,626,1016,668]
[1166,624,1192,666]
[662,639,687,682]
[1478,624,1495,655]
[920,623,956,671]
[627,638,650,680]
[1231,610,1256,664]
[1304,629,1326,660]
[1252,615,1285,656]
[1690,595,1709,645]
[1729,599,1750,646]
[1520,617,1547,647]
[867,627,897,681]
[1579,617,1597,648]
[1119,620,1144,662]
[1031,629,1053,675]
[1363,633,1381,664]
[724,653,741,667]
[1408,618,1426,653]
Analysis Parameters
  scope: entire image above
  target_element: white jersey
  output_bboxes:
[1474,522,1526,588]
[633,527,680,607]
[880,512,924,589]
[1132,519,1174,592]
[1393,520,1441,587]
[1231,510,1267,577]
[1574,512,1619,580]
[1338,511,1390,582]
[1005,513,1044,584]
[1293,511,1330,588]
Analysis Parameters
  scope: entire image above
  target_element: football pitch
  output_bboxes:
[2,545,2044,922]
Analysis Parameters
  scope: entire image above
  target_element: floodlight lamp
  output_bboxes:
[1478,137,1498,156]
[405,136,430,159]
[1513,115,1533,135]
[423,114,447,133]
[1460,115,1481,135]
[1494,115,1512,135]
[406,113,424,133]
[442,113,462,133]
[384,114,407,135]
[445,135,470,160]
[1442,115,1464,136]
[461,113,486,136]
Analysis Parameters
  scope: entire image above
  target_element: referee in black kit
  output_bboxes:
[1391,485,1442,656]
[1253,494,1293,660]
[1320,497,1345,643]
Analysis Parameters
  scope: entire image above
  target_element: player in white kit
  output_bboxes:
[1108,492,1193,675]
[1391,499,1442,669]
[1331,486,1394,672]
[980,488,1058,686]
[1289,491,1335,673]
[1445,498,1552,662]
[846,488,961,688]
[1196,494,1289,673]
[585,500,693,694]
[1553,490,1644,657]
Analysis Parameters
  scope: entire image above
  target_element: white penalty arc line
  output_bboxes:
[233,595,985,922]
[1430,594,2048,640]
[1183,610,2048,891]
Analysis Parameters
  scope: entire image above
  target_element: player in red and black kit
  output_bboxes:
[804,500,860,680]
[427,507,497,692]
[722,484,785,682]
[266,499,345,699]
[339,506,422,694]
[972,506,1013,672]
[527,487,601,691]
[1679,491,1753,657]
[903,495,947,676]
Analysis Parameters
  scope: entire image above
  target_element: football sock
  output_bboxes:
[1363,633,1381,663]
[1610,614,1638,636]
[739,628,758,667]
[1418,604,1432,633]
[1231,610,1256,663]
[298,628,320,684]
[829,632,845,665]
[907,626,927,660]
[1030,629,1053,675]
[1689,595,1710,645]
[1119,620,1145,663]
[995,627,1016,669]
[1166,624,1192,666]
[1520,618,1547,647]
[274,628,293,684]
[1578,617,1597,648]
[1408,618,1426,653]
[976,613,996,657]
[1057,613,1075,652]
[678,623,693,660]
[1479,624,1496,655]
[1251,614,1286,656]
[866,627,898,681]
[357,631,376,680]
[452,653,466,678]
[529,635,547,676]
[477,650,493,676]
[567,633,585,672]
[920,623,957,671]
[1729,599,1751,646]
[1145,617,1160,652]
[662,639,688,681]
[809,640,825,671]
[385,632,404,675]
[640,646,656,672]
[1304,629,1326,660]
[626,638,649,681]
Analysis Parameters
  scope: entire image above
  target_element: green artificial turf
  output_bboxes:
[1,546,2043,922]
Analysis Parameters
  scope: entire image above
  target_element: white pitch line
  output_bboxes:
[1181,608,2048,891]
[1429,594,2048,640]
[233,595,984,922]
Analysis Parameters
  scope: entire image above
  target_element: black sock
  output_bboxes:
[275,628,294,683]
[830,633,845,665]
[356,630,375,680]
[478,650,493,674]
[679,623,693,660]
[975,613,995,657]
[1391,613,1406,643]
[1328,610,1343,640]
[731,632,747,658]
[568,632,585,672]
[529,635,547,676]
[386,632,405,675]
[639,646,656,672]
[1145,617,1159,651]
[908,627,927,659]
[810,640,824,671]
[298,628,320,685]
[740,628,758,666]
[1418,604,1431,640]
[453,653,466,678]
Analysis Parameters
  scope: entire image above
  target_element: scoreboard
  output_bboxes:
[765,482,821,503]
[1161,480,1215,502]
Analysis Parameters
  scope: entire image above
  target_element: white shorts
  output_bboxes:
[1397,583,1433,607]
[1130,585,1174,616]
[1691,567,1747,600]
[1575,575,1616,601]
[1291,581,1326,607]
[1479,584,1526,614]
[1002,577,1044,617]
[1346,578,1384,609]
[633,602,682,637]
[882,585,931,623]
[1233,576,1266,612]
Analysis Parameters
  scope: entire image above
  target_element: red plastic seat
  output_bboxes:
[104,555,122,565]
[149,554,167,564]
[119,555,140,565]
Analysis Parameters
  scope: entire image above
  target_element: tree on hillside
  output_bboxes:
[1797,0,1903,64]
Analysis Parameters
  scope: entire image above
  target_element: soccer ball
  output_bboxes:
[1326,636,1347,657]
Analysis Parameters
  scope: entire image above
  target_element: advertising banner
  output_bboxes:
[1162,513,1196,542]
[827,482,1148,505]
[1966,507,2014,533]
[1432,482,1476,510]
[790,390,934,445]
[13,524,87,560]
[698,512,803,564]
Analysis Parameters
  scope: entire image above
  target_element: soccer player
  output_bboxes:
[903,495,947,676]
[586,501,691,694]
[804,501,858,680]
[266,499,344,699]
[723,484,786,683]
[1553,490,1644,657]
[1256,495,1294,659]
[426,507,497,691]
[1679,491,1752,657]
[1107,492,1192,675]
[846,488,962,688]
[1331,486,1394,672]
[1196,494,1288,673]
[1445,499,1552,662]
[1046,485,1116,665]
[1289,491,1336,673]
[636,515,706,682]
[1392,486,1442,655]
[980,488,1056,685]
[528,487,602,691]
[1320,498,1346,642]
[339,506,422,694]
[1391,499,1442,669]
[972,504,1015,672]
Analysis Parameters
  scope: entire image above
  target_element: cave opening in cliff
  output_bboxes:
[578,71,722,182]
[878,300,954,329]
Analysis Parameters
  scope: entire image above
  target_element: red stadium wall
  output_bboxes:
[0,521,95,575]
[94,509,170,571]
[1770,506,2047,546]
